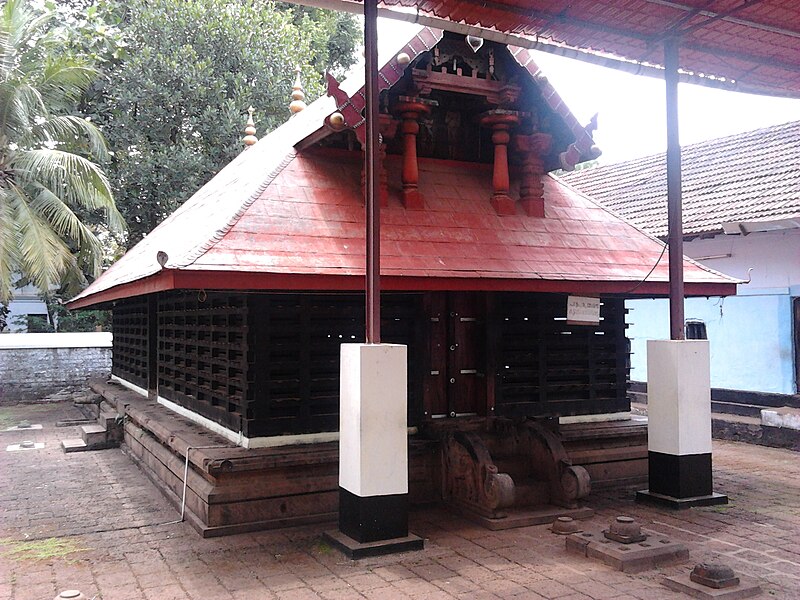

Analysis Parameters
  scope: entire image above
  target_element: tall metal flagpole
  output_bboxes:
[665,37,685,341]
[364,0,381,344]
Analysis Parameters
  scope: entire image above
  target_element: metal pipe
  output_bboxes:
[364,0,381,343]
[665,38,685,340]
[163,444,224,525]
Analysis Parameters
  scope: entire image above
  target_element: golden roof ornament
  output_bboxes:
[243,106,257,148]
[289,66,307,114]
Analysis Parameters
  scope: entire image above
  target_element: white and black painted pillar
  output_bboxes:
[325,343,423,558]
[636,339,728,508]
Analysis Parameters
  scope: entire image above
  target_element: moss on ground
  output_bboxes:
[0,537,89,561]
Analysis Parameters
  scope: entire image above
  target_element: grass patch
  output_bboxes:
[313,538,333,554]
[0,537,89,561]
[0,404,55,429]
[0,409,18,430]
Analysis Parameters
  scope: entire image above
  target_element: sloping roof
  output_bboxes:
[69,28,737,309]
[372,0,800,98]
[560,120,800,238]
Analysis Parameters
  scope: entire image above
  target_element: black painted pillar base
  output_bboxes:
[635,489,728,510]
[339,487,408,542]
[636,451,728,509]
[324,488,424,559]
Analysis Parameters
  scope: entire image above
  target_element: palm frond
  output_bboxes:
[3,0,53,57]
[6,181,72,293]
[28,115,110,161]
[39,59,98,108]
[0,188,19,303]
[0,22,13,82]
[12,148,126,235]
[0,81,45,139]
[29,184,104,276]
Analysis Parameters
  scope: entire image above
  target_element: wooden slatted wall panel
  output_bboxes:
[111,297,149,389]
[157,291,248,432]
[246,293,423,438]
[495,293,629,417]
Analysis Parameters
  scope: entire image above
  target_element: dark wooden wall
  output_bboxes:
[157,291,248,433]
[111,296,149,390]
[493,293,629,417]
[245,293,424,437]
[111,290,629,439]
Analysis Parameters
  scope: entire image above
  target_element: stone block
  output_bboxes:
[663,574,762,599]
[566,528,689,573]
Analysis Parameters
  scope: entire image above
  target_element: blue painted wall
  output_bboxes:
[627,292,796,394]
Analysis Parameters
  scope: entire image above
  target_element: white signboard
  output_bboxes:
[567,296,600,325]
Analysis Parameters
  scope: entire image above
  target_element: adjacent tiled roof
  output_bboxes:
[68,29,738,309]
[560,120,800,238]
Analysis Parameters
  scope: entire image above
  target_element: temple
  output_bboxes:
[69,28,737,536]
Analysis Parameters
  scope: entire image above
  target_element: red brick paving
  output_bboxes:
[1,401,799,599]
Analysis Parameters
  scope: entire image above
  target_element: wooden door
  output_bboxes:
[424,292,487,418]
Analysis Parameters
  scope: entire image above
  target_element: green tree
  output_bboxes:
[0,0,124,303]
[81,0,358,242]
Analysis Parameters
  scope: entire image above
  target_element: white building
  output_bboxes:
[562,120,800,413]
[3,282,49,332]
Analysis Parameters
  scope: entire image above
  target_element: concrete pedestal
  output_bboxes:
[636,340,728,509]
[325,343,423,558]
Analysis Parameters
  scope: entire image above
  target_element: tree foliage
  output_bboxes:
[0,0,124,303]
[77,0,359,242]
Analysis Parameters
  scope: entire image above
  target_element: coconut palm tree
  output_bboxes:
[0,0,124,303]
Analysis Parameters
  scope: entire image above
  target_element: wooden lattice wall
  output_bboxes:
[246,293,423,437]
[494,293,629,417]
[157,291,249,432]
[111,297,149,389]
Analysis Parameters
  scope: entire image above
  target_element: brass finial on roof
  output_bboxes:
[289,66,307,114]
[243,106,257,148]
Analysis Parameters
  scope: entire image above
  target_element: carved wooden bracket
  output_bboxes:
[516,421,591,509]
[440,419,591,523]
[442,431,516,519]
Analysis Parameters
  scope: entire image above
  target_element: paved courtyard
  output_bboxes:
[1,401,799,600]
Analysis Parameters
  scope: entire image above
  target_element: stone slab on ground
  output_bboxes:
[664,573,762,599]
[323,529,425,559]
[462,505,594,530]
[61,438,87,452]
[566,528,690,572]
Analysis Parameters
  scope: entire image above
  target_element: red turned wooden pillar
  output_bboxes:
[360,114,397,207]
[481,110,521,216]
[393,96,434,210]
[514,132,552,218]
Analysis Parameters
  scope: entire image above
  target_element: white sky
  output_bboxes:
[530,51,800,165]
[374,18,800,166]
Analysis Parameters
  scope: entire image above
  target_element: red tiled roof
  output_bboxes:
[188,151,729,285]
[378,0,800,98]
[68,27,737,309]
[560,120,800,238]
